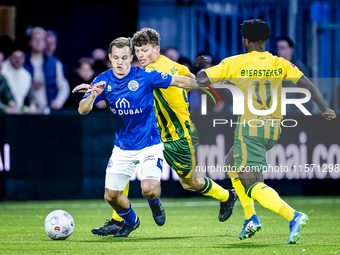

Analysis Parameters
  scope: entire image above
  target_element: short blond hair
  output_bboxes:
[31,27,46,37]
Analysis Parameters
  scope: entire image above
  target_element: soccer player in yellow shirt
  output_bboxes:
[88,29,237,236]
[196,19,336,244]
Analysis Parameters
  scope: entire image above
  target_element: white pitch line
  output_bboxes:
[1,199,340,210]
[0,201,223,210]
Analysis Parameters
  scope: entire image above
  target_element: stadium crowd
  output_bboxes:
[0,26,308,115]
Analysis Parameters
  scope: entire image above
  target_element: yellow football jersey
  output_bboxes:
[205,51,303,140]
[146,55,191,142]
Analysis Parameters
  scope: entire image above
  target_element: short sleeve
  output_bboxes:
[146,70,172,90]
[176,63,190,77]
[205,58,229,84]
[82,75,103,104]
[282,59,304,84]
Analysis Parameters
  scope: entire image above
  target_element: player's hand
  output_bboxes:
[91,81,106,98]
[32,80,45,90]
[322,108,336,120]
[5,106,20,114]
[72,83,91,93]
[194,56,208,70]
[51,100,62,110]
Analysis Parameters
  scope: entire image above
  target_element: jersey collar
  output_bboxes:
[249,50,269,54]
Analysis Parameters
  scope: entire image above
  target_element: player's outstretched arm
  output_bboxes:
[297,75,336,120]
[78,81,106,115]
[170,76,200,89]
[195,56,212,86]
[188,72,196,79]
[72,83,91,94]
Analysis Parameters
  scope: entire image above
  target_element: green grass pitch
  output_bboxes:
[1,197,340,255]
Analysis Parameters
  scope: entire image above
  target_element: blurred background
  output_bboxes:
[0,0,339,200]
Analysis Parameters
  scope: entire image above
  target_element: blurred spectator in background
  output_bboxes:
[92,48,108,75]
[0,50,17,114]
[24,27,70,113]
[0,35,14,60]
[44,30,57,57]
[45,30,69,81]
[2,44,36,113]
[160,47,167,56]
[276,36,308,76]
[92,48,106,61]
[66,57,96,107]
[164,46,180,62]
[0,52,4,68]
[66,57,105,109]
[103,53,112,70]
[276,36,312,114]
[178,56,193,72]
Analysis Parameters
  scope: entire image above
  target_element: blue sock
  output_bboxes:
[116,204,137,226]
[147,198,159,206]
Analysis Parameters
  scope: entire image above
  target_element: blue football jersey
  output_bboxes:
[83,66,172,150]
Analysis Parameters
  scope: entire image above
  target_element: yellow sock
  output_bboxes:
[229,171,256,220]
[112,182,130,221]
[244,204,256,220]
[199,177,229,202]
[278,204,295,221]
[247,182,293,218]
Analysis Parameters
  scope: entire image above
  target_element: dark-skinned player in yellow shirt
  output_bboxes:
[195,19,336,244]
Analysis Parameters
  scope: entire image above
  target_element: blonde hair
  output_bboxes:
[31,27,46,37]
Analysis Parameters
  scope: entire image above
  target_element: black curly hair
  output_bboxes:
[241,19,271,43]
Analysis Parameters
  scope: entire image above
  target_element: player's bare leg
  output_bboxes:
[92,183,129,236]
[104,188,140,237]
[104,188,130,212]
[141,166,166,226]
[179,171,238,222]
[238,168,308,244]
[141,179,161,200]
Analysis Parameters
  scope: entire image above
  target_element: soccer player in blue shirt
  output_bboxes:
[79,37,198,237]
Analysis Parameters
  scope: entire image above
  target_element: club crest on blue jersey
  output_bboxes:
[161,73,168,79]
[128,80,139,91]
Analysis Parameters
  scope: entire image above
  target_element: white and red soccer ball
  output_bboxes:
[44,210,75,240]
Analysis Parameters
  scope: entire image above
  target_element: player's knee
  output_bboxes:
[141,180,160,199]
[104,189,120,202]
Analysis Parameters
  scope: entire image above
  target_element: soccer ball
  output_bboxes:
[44,210,75,240]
